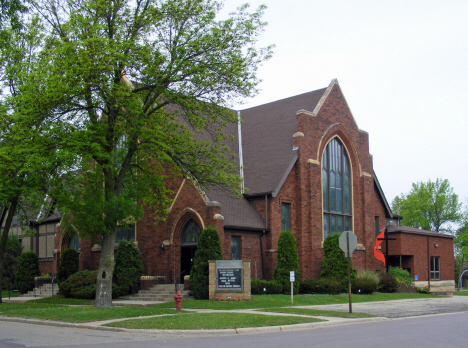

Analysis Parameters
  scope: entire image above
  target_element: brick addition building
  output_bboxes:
[2,79,455,292]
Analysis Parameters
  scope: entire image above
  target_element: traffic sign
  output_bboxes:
[339,231,357,257]
[290,271,295,282]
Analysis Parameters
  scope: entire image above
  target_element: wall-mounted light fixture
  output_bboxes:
[161,243,165,251]
[434,243,438,248]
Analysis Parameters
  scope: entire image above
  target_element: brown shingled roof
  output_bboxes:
[239,88,326,195]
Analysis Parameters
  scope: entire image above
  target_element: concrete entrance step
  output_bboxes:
[127,284,192,302]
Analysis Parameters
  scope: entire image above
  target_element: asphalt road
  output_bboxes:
[1,312,467,348]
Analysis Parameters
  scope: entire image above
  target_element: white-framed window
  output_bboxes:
[430,256,440,280]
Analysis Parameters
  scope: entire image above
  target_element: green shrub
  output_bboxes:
[190,226,223,299]
[416,286,430,294]
[57,248,80,284]
[251,279,283,294]
[320,234,355,291]
[59,270,98,299]
[113,241,144,297]
[355,269,380,283]
[378,272,398,293]
[15,251,40,294]
[388,266,413,285]
[274,230,300,294]
[351,278,378,294]
[2,235,23,289]
[299,278,342,295]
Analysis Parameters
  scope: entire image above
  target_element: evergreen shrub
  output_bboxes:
[378,272,398,293]
[113,241,144,297]
[320,234,355,291]
[60,270,98,299]
[57,248,80,284]
[15,251,40,294]
[274,230,300,294]
[2,235,23,289]
[351,278,378,294]
[299,278,341,295]
[251,279,283,294]
[190,226,223,299]
[388,266,413,285]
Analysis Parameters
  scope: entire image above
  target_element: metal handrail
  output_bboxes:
[174,270,186,293]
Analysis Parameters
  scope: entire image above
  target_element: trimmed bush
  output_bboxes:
[113,241,144,297]
[351,278,378,294]
[274,230,300,294]
[60,270,98,299]
[388,266,413,285]
[378,272,398,293]
[190,226,223,299]
[251,279,283,294]
[15,251,40,294]
[57,248,80,284]
[2,235,23,289]
[320,234,355,291]
[299,278,341,295]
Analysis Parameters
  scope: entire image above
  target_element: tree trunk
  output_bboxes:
[0,198,19,304]
[94,231,116,308]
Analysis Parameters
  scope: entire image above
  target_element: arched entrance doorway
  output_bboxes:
[180,219,201,283]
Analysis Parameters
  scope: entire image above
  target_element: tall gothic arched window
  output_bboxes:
[322,138,352,239]
[181,219,201,245]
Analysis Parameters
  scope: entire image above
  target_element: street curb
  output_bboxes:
[0,315,389,336]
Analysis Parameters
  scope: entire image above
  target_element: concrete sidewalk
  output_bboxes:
[2,295,468,335]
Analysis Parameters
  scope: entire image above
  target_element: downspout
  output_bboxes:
[427,235,431,289]
[237,111,244,194]
[260,194,268,279]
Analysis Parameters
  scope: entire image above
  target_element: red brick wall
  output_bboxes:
[386,232,454,281]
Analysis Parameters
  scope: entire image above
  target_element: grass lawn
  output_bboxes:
[258,307,376,319]
[453,290,468,296]
[0,298,181,323]
[154,293,437,310]
[105,312,325,330]
[1,290,20,298]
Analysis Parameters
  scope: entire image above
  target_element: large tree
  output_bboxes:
[27,0,272,307]
[392,178,462,233]
[0,18,77,302]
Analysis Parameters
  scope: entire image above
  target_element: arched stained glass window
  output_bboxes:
[68,235,80,252]
[322,138,352,239]
[181,220,201,245]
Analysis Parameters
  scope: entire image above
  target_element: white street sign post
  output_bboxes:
[339,231,358,313]
[290,271,295,305]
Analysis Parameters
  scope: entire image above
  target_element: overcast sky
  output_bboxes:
[223,0,468,208]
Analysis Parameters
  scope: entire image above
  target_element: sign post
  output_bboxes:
[290,271,295,305]
[339,231,357,313]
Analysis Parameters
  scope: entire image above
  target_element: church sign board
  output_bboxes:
[216,260,243,290]
[208,260,251,300]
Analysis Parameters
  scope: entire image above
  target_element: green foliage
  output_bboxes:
[190,226,223,299]
[351,278,378,294]
[355,269,380,283]
[57,248,80,284]
[299,278,342,295]
[251,279,283,294]
[1,234,23,289]
[15,251,40,294]
[392,178,462,233]
[0,0,27,30]
[388,266,413,285]
[113,241,144,297]
[274,230,300,294]
[416,286,430,294]
[378,273,398,293]
[320,234,355,291]
[60,270,98,299]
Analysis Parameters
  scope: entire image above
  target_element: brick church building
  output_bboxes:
[3,79,454,291]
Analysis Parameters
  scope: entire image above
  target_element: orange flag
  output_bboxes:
[373,227,386,265]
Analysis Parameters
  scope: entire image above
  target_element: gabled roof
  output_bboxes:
[239,88,326,196]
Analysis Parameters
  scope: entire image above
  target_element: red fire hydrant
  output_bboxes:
[174,290,183,311]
